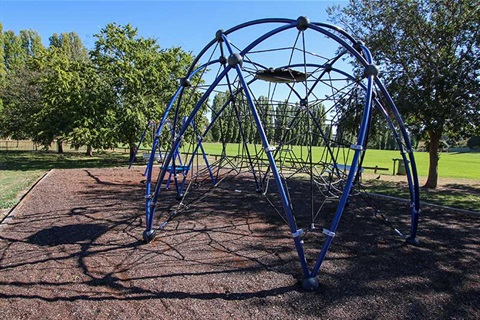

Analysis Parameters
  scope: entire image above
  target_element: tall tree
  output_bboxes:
[210,91,229,142]
[0,66,43,140]
[68,60,117,156]
[0,23,5,77]
[20,29,45,58]
[0,23,5,111]
[90,23,193,160]
[328,0,480,188]
[49,32,88,61]
[0,29,45,141]
[33,47,86,152]
[3,30,27,72]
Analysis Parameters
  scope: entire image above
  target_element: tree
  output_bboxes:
[33,47,86,152]
[210,91,229,142]
[328,0,480,188]
[0,67,43,140]
[0,23,5,111]
[49,32,88,62]
[29,32,91,153]
[0,29,45,141]
[68,61,117,156]
[3,30,27,72]
[90,23,194,160]
[20,30,45,58]
[311,103,326,146]
[37,32,107,154]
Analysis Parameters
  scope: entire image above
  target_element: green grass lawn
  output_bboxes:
[361,179,480,212]
[0,170,45,209]
[0,150,130,211]
[199,143,480,180]
[362,149,480,179]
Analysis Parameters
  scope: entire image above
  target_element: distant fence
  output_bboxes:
[0,140,130,154]
[0,140,39,151]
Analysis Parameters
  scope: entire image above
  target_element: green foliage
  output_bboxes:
[0,28,46,141]
[0,24,194,157]
[362,179,480,212]
[3,30,27,71]
[20,29,45,58]
[49,32,88,61]
[0,23,5,83]
[90,23,194,159]
[208,93,328,149]
[0,67,43,140]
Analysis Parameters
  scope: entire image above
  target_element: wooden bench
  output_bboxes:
[362,165,389,173]
[143,153,162,163]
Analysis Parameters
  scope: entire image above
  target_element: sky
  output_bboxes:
[0,0,347,53]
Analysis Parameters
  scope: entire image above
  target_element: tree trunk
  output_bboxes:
[86,145,93,157]
[129,144,136,163]
[423,130,441,189]
[57,140,64,154]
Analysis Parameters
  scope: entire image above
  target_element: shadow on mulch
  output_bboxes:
[27,224,109,246]
[0,168,478,319]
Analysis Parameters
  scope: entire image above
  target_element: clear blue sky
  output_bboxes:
[0,0,347,53]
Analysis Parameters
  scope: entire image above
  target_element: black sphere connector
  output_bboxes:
[228,53,243,67]
[219,55,227,65]
[180,77,191,88]
[324,63,333,73]
[353,41,364,52]
[363,64,379,78]
[296,16,310,31]
[216,29,225,43]
[143,229,157,243]
[406,236,420,246]
[302,277,319,291]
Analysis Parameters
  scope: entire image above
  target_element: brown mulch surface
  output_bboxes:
[0,167,478,319]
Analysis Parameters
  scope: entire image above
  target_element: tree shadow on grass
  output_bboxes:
[363,179,480,212]
[0,150,129,171]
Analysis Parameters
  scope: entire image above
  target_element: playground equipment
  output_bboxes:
[141,17,420,290]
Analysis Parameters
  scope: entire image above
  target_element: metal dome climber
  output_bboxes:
[141,16,420,291]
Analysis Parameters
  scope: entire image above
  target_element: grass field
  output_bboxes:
[198,143,480,180]
[0,150,130,210]
[0,146,478,215]
[0,170,45,209]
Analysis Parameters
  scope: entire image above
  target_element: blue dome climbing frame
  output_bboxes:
[141,17,420,290]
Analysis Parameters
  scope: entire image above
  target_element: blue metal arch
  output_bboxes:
[142,16,420,289]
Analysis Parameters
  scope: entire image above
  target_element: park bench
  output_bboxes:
[362,165,389,174]
[142,153,162,163]
[326,164,389,181]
